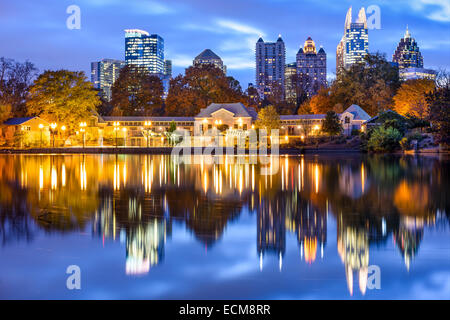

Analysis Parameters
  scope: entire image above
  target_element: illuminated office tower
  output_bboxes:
[124,29,164,75]
[193,49,227,74]
[336,7,369,77]
[392,26,424,69]
[255,35,286,96]
[284,62,297,102]
[91,59,125,102]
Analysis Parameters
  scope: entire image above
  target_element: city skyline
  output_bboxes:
[1,0,449,87]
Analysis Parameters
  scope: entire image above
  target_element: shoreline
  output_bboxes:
[0,147,447,155]
[0,147,363,155]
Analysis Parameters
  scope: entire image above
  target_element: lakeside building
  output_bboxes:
[91,59,125,102]
[1,104,370,147]
[296,37,327,96]
[336,7,369,77]
[256,36,286,97]
[193,49,227,74]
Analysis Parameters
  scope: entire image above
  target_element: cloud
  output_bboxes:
[411,0,450,22]
[216,19,265,36]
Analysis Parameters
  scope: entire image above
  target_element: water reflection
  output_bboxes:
[0,154,449,297]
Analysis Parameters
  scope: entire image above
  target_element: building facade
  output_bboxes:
[392,26,423,69]
[255,36,286,97]
[2,105,371,148]
[399,67,436,81]
[91,59,125,102]
[296,37,327,96]
[125,29,164,75]
[284,62,297,103]
[336,7,369,77]
[193,49,226,74]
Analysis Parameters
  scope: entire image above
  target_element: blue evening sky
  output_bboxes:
[0,0,449,87]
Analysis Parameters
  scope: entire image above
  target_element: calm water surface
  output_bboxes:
[0,154,449,299]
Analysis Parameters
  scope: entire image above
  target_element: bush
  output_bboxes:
[368,126,402,152]
[400,137,410,150]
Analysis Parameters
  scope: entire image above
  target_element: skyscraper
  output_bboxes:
[91,59,125,102]
[164,60,172,79]
[124,29,164,75]
[392,26,423,69]
[336,7,369,77]
[296,37,327,96]
[193,49,227,74]
[284,62,297,103]
[255,35,286,97]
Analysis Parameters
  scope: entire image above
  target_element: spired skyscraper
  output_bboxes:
[336,7,369,77]
[124,29,164,75]
[255,35,286,97]
[296,37,327,96]
[392,26,423,69]
[91,59,125,102]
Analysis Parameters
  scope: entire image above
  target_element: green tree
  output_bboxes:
[254,105,280,131]
[111,66,164,116]
[368,126,402,152]
[27,70,100,131]
[321,111,343,136]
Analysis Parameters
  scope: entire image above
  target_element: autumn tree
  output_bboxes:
[27,70,100,130]
[165,64,246,116]
[0,57,38,118]
[427,84,450,145]
[111,65,164,116]
[393,79,435,119]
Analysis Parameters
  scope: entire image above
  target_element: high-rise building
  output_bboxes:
[336,7,369,77]
[193,49,226,74]
[255,35,286,97]
[392,26,423,69]
[284,62,297,102]
[296,37,327,96]
[164,60,172,78]
[91,59,125,102]
[124,29,164,75]
[162,60,172,99]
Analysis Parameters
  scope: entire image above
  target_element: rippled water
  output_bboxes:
[0,154,449,299]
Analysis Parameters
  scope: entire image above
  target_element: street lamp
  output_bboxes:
[143,121,152,148]
[113,122,120,147]
[38,123,44,148]
[60,125,66,147]
[79,122,87,148]
[50,123,57,148]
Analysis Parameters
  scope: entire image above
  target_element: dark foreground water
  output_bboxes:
[0,154,449,300]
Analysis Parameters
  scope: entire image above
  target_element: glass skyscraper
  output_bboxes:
[392,26,423,69]
[125,29,164,75]
[91,59,125,102]
[336,7,369,77]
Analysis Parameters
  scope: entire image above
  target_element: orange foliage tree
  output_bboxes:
[393,79,435,119]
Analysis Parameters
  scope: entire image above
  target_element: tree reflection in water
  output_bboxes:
[0,154,448,292]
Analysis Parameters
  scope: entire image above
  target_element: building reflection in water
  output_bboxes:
[0,154,448,291]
